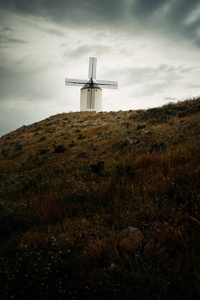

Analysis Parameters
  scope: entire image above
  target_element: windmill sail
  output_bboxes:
[65,57,118,112]
[88,57,97,79]
[96,80,118,89]
[65,78,88,86]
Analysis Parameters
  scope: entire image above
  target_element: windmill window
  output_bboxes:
[96,90,97,91]
[88,89,90,91]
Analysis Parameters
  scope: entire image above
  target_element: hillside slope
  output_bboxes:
[0,98,200,299]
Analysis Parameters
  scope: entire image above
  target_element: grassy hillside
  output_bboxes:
[0,98,200,299]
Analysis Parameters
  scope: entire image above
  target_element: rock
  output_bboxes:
[118,227,144,252]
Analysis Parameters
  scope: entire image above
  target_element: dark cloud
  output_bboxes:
[131,0,200,25]
[194,39,200,48]
[167,0,200,23]
[2,26,13,31]
[166,0,200,40]
[132,0,168,17]
[0,0,124,27]
[128,0,200,46]
[1,0,200,44]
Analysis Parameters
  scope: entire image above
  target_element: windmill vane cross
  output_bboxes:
[65,57,118,89]
[65,57,118,112]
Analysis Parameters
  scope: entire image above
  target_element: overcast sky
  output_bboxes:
[0,0,200,136]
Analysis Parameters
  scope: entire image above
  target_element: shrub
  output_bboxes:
[39,136,46,142]
[90,160,105,175]
[137,124,146,130]
[53,144,67,153]
[1,149,8,158]
[15,142,23,151]
[77,134,85,140]
[69,141,76,147]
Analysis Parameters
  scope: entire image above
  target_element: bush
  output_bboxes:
[137,124,146,130]
[1,149,8,158]
[15,142,23,151]
[39,136,46,142]
[53,144,67,153]
[90,160,105,175]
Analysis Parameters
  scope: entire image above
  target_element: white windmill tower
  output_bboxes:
[65,57,118,112]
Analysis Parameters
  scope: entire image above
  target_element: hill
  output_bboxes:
[0,98,200,299]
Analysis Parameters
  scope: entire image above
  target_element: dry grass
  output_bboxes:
[0,98,200,299]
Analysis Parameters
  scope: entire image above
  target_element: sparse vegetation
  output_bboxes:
[0,98,200,299]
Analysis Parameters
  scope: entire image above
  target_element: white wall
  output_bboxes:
[80,88,102,112]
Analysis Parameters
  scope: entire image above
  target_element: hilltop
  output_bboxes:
[0,98,200,299]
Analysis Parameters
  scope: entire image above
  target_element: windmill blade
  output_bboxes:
[88,57,97,79]
[65,78,88,86]
[96,79,118,89]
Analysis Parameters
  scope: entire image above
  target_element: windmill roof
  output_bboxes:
[81,80,102,90]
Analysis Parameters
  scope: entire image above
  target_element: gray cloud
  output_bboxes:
[63,45,91,59]
[194,39,200,48]
[0,25,28,46]
[63,44,111,60]
[119,63,195,99]
[0,35,28,44]
[0,0,200,47]
[120,64,187,86]
[0,63,52,102]
[0,65,28,100]
[5,1,200,55]
[45,28,66,37]
[2,26,13,31]
[164,96,177,101]
[26,22,67,37]
[0,0,124,27]
[131,0,168,17]
[166,0,200,39]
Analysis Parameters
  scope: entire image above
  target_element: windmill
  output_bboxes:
[65,57,118,112]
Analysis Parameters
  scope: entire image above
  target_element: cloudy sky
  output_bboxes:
[0,0,200,136]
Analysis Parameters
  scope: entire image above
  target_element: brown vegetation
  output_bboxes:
[0,98,200,299]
